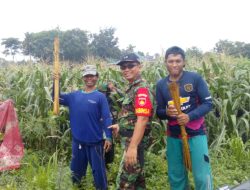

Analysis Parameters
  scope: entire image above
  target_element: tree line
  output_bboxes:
[2,28,250,62]
[1,27,143,63]
[214,40,250,58]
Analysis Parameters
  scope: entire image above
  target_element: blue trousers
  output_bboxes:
[71,140,107,190]
[166,135,213,190]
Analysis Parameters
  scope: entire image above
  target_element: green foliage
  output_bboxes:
[144,152,168,189]
[211,137,250,188]
[196,56,250,149]
[60,29,89,62]
[22,30,59,62]
[0,146,169,190]
[21,28,122,62]
[186,46,203,65]
[1,37,21,61]
[214,39,250,59]
[89,27,121,59]
[0,54,250,189]
[1,141,249,189]
[121,44,136,56]
[0,150,74,190]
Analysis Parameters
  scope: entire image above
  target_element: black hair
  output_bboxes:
[165,46,185,60]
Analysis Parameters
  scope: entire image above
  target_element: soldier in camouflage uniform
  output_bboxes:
[109,53,154,190]
[98,82,121,168]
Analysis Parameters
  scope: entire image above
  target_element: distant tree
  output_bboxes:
[121,44,136,56]
[214,40,233,54]
[22,30,59,62]
[144,52,154,62]
[214,40,250,58]
[22,32,33,61]
[1,37,21,61]
[154,53,161,60]
[186,46,203,62]
[60,28,89,62]
[90,27,121,59]
[234,41,250,58]
[242,43,250,58]
[125,44,136,53]
[137,51,145,57]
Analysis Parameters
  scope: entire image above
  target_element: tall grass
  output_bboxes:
[0,54,249,189]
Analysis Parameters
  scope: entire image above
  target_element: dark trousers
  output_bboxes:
[71,140,107,190]
[103,140,115,167]
[117,137,146,190]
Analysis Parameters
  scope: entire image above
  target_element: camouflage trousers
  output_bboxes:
[116,138,146,190]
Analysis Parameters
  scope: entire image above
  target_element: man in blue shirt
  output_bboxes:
[54,65,112,190]
[156,46,213,190]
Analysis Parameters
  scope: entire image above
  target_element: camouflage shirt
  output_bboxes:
[118,75,154,135]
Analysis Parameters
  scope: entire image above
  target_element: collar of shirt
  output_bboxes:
[81,89,98,94]
[167,71,186,83]
[127,75,143,91]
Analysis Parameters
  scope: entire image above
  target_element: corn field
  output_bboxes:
[0,54,249,189]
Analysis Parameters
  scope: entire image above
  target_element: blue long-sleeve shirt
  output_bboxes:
[156,71,213,137]
[57,90,112,143]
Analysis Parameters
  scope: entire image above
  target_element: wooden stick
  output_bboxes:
[53,37,60,115]
[169,82,192,172]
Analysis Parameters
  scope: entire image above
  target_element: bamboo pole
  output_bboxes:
[169,82,192,172]
[53,37,60,115]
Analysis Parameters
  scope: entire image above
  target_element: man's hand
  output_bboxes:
[107,82,116,92]
[166,104,178,117]
[177,113,190,126]
[167,105,190,125]
[108,124,119,137]
[103,140,112,152]
[125,146,137,167]
[52,72,60,80]
[124,116,148,167]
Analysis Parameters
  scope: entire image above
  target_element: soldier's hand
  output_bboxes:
[177,113,190,126]
[108,124,119,137]
[166,105,178,117]
[125,146,137,167]
[103,140,112,152]
[107,82,116,92]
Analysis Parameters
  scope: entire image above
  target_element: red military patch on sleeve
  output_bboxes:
[135,87,152,116]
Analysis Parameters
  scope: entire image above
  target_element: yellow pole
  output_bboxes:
[169,82,192,172]
[53,37,60,115]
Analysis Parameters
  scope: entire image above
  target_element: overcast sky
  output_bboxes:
[0,0,250,60]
